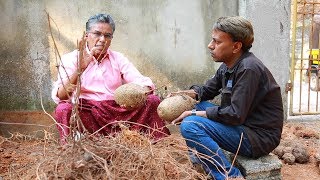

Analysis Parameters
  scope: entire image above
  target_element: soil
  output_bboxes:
[278,121,320,180]
[0,121,319,179]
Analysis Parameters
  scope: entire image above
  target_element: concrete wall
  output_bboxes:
[239,0,291,117]
[0,0,51,110]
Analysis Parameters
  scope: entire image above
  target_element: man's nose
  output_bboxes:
[99,35,106,42]
[208,41,214,49]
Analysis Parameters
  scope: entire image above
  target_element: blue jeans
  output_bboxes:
[180,101,252,180]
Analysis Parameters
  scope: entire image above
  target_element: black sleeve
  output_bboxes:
[206,68,260,125]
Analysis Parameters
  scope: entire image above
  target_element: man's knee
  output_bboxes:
[180,117,202,137]
[55,102,73,111]
[54,102,73,121]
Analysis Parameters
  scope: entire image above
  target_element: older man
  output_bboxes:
[52,13,170,143]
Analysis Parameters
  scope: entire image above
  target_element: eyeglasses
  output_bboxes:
[89,31,113,40]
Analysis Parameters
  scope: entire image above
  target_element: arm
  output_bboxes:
[56,71,80,100]
[206,68,260,125]
[171,109,207,124]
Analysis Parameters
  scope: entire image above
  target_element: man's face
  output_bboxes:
[86,22,113,57]
[207,29,238,64]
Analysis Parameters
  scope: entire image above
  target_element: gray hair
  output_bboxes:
[213,16,254,51]
[86,13,115,33]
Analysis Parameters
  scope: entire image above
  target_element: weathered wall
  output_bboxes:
[0,0,51,110]
[239,0,291,118]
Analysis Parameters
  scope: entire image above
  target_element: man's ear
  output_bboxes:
[233,42,242,53]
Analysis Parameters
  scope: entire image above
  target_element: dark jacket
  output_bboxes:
[191,52,284,158]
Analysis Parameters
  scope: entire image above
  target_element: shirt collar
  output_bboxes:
[227,51,251,73]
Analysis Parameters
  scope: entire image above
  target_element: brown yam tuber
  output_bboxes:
[114,83,148,109]
[157,94,196,122]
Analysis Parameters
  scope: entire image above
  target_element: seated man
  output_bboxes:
[170,16,284,179]
[52,13,170,143]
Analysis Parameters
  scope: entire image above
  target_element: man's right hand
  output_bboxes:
[78,37,94,72]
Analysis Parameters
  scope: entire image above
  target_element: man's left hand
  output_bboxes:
[171,110,192,124]
[171,110,207,125]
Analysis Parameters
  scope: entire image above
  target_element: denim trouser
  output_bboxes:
[180,101,252,180]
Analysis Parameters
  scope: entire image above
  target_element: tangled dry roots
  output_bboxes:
[16,129,207,180]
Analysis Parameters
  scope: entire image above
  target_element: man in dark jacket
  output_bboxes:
[170,16,284,180]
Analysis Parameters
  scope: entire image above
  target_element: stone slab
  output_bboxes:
[225,151,282,180]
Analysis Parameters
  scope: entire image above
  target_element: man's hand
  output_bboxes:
[171,110,192,124]
[171,110,207,125]
[143,86,153,95]
[78,37,94,71]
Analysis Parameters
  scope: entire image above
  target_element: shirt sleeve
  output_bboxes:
[51,51,78,104]
[206,68,260,125]
[117,54,155,90]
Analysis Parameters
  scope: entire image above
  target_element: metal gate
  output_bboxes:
[290,0,320,115]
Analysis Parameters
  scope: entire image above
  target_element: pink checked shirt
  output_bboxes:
[52,49,155,104]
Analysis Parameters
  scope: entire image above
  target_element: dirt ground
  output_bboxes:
[0,121,320,179]
[278,121,320,180]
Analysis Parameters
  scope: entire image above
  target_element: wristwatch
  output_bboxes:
[191,109,197,116]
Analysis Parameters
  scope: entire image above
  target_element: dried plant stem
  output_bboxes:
[36,159,46,180]
[229,132,243,174]
[45,10,61,60]
[82,146,113,178]
[45,10,72,100]
[39,86,67,136]
[145,84,167,94]
[68,32,88,144]
[45,10,87,144]
[54,156,61,177]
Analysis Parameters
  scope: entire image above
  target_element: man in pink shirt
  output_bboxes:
[52,13,170,143]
